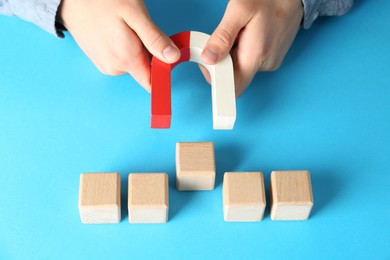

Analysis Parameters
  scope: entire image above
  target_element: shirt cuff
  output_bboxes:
[0,0,64,37]
[301,0,354,29]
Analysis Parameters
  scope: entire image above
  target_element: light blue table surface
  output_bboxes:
[1,0,389,259]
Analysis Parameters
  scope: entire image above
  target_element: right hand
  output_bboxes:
[58,0,180,92]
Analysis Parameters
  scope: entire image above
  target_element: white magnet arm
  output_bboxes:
[189,31,236,130]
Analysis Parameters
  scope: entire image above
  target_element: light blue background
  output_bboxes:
[1,0,389,259]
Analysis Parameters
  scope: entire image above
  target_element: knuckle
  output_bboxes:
[256,48,275,71]
[146,30,165,49]
[270,62,281,71]
[258,57,271,71]
[228,0,255,19]
[99,66,121,76]
[95,55,126,76]
[117,54,134,71]
[214,27,234,50]
[113,46,144,72]
[120,2,138,19]
[258,57,280,72]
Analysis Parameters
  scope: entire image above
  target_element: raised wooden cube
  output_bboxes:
[176,142,216,191]
[270,170,314,220]
[128,173,169,224]
[223,172,266,222]
[78,172,121,224]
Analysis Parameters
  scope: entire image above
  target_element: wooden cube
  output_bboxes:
[78,172,121,224]
[270,170,314,220]
[222,172,266,222]
[176,142,216,191]
[128,173,169,224]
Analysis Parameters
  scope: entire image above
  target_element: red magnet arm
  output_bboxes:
[151,31,190,128]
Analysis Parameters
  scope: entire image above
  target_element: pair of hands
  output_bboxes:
[59,0,303,97]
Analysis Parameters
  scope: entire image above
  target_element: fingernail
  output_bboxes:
[163,45,180,62]
[203,47,219,63]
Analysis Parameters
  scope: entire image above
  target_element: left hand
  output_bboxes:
[201,0,303,97]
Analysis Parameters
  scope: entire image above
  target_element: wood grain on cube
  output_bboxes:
[223,172,266,222]
[270,170,314,220]
[78,172,121,224]
[176,142,216,191]
[128,173,169,224]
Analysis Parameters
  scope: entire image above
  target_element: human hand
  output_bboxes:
[201,0,303,97]
[58,0,180,92]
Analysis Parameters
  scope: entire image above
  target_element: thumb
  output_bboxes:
[201,2,248,65]
[123,5,180,64]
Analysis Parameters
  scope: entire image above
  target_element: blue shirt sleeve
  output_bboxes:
[1,0,354,37]
[0,0,63,37]
[301,0,354,29]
